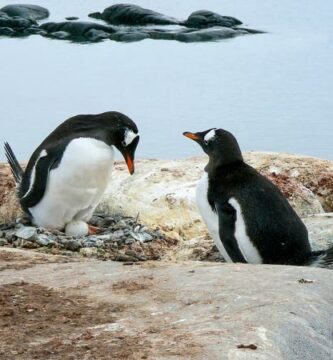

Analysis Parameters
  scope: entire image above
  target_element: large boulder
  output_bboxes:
[97,153,332,238]
[0,164,22,223]
[0,4,49,20]
[89,4,180,26]
[0,250,332,359]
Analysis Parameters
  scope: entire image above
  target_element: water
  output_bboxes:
[0,0,332,161]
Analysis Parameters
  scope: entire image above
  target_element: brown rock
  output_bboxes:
[0,164,21,224]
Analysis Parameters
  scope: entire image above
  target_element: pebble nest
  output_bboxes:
[0,213,178,262]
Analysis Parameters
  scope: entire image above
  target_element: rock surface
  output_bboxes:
[0,248,332,359]
[1,152,333,245]
[97,153,333,239]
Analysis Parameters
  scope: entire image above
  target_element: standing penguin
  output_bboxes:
[5,111,139,235]
[184,128,333,268]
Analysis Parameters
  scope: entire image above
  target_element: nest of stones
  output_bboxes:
[0,213,178,263]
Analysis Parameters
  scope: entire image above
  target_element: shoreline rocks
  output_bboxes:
[0,3,262,43]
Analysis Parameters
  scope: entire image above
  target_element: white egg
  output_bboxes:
[65,220,89,237]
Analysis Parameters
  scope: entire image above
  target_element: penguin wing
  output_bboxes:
[215,202,247,263]
[20,148,63,211]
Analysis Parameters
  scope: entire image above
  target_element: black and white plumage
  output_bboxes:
[184,128,333,269]
[5,111,139,233]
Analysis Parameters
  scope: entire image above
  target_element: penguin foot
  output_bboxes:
[88,225,100,235]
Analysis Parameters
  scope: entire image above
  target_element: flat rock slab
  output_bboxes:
[0,248,332,359]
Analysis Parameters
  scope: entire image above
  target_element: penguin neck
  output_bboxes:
[204,154,244,175]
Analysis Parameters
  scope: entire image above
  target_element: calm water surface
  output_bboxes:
[0,0,332,160]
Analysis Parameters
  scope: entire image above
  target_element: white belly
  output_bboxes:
[30,138,114,229]
[196,173,233,262]
[196,173,262,264]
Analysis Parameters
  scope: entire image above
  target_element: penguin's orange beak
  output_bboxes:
[183,132,200,141]
[125,154,135,175]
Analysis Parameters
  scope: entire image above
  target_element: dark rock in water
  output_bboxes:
[110,29,149,42]
[0,15,34,31]
[89,4,180,26]
[0,26,15,36]
[40,21,115,42]
[150,27,247,43]
[66,16,79,21]
[0,4,49,20]
[184,10,242,28]
[176,27,246,42]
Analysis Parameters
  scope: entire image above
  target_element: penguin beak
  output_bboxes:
[125,153,135,175]
[183,132,200,141]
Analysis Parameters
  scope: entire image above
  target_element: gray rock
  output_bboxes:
[40,21,115,42]
[89,4,180,26]
[36,234,53,246]
[184,10,242,28]
[15,226,37,241]
[110,230,125,241]
[0,4,49,21]
[4,229,16,243]
[1,258,331,359]
[303,213,333,251]
[0,238,7,246]
[63,239,81,251]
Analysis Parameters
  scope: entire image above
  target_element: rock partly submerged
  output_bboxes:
[89,3,180,26]
[0,3,262,43]
[0,4,49,20]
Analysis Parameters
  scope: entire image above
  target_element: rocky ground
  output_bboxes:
[0,248,332,360]
[0,153,332,359]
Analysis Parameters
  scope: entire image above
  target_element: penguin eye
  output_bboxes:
[121,140,126,147]
[204,140,209,145]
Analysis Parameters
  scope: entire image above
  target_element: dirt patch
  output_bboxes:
[0,282,149,360]
[112,276,153,293]
[0,281,203,360]
[0,249,77,272]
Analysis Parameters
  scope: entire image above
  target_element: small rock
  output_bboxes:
[110,230,125,241]
[80,247,98,257]
[15,226,37,241]
[130,231,145,242]
[36,234,53,246]
[63,239,81,251]
[0,238,7,246]
[65,16,79,21]
[5,229,16,243]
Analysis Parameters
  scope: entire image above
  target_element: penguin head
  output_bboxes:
[183,128,243,168]
[111,120,140,175]
[86,112,140,175]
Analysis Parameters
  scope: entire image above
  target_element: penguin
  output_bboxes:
[5,111,139,235]
[183,128,333,269]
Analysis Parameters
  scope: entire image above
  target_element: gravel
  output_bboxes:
[0,213,175,262]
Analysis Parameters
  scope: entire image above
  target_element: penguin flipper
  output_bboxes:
[20,148,63,211]
[215,202,247,263]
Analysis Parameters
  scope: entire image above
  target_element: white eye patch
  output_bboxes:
[204,129,217,143]
[123,129,139,147]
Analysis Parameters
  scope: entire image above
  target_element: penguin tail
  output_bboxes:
[4,142,23,185]
[307,247,333,269]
